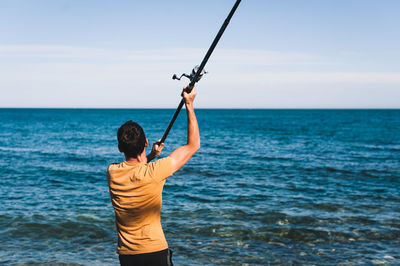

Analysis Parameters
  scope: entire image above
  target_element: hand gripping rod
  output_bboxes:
[159,0,241,144]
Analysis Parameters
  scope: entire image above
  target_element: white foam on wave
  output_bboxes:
[0,146,39,152]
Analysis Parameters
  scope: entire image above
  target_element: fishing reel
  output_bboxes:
[172,65,207,83]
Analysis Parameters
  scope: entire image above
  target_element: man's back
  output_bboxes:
[107,157,173,255]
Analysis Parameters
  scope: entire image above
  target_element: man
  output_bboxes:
[107,87,200,266]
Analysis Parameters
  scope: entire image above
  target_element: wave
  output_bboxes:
[3,215,113,243]
[0,146,39,152]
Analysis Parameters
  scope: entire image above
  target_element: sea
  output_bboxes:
[0,108,399,265]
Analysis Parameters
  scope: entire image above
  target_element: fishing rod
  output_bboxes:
[158,0,241,144]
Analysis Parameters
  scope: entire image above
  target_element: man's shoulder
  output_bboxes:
[147,157,173,182]
[107,162,123,172]
[148,156,172,167]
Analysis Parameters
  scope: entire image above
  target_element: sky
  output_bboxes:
[0,0,399,108]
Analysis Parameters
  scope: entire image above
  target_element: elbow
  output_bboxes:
[189,140,200,153]
[188,136,200,152]
[195,137,200,151]
[195,142,200,152]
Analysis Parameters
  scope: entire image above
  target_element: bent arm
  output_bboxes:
[169,87,200,173]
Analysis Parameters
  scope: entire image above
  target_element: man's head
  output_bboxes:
[117,120,147,159]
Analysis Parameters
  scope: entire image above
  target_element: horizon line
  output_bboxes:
[1,107,399,110]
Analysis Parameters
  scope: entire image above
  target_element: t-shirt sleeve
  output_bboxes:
[148,156,173,182]
[106,165,112,182]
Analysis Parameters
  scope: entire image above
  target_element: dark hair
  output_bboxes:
[117,120,146,158]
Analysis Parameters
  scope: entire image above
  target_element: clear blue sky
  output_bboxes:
[1,0,399,108]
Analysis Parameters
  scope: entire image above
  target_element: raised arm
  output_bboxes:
[168,87,200,173]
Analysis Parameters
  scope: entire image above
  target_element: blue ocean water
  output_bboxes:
[0,108,399,265]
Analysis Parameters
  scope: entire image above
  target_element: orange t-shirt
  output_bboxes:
[107,157,173,255]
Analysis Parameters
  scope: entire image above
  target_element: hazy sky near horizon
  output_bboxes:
[1,0,399,108]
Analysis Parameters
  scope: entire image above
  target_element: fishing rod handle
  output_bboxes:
[158,99,185,144]
[158,87,193,145]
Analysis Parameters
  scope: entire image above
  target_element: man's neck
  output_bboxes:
[125,151,147,164]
